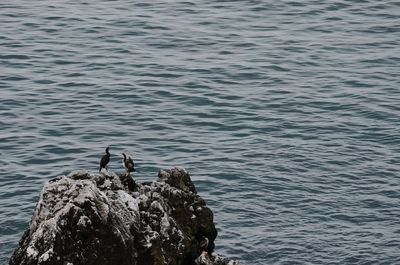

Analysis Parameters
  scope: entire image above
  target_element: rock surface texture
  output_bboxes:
[10,168,243,265]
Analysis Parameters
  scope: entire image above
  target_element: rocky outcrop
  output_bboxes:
[10,167,243,265]
[195,252,243,265]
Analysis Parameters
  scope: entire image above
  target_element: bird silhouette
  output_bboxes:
[99,146,110,172]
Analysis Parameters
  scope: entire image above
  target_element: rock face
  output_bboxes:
[10,168,243,265]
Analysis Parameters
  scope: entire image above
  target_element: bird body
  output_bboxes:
[200,236,209,252]
[122,153,135,176]
[200,236,209,257]
[99,147,110,172]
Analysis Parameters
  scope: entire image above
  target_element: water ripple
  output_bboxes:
[1,1,400,264]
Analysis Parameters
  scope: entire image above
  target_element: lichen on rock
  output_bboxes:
[10,167,243,265]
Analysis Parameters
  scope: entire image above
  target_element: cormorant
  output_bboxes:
[99,146,110,172]
[122,153,135,176]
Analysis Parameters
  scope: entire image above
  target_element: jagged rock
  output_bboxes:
[9,167,242,265]
[195,252,244,265]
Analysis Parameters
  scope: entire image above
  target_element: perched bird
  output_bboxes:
[122,153,135,176]
[200,236,209,254]
[99,146,110,172]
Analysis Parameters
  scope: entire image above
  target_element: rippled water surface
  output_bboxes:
[1,1,400,264]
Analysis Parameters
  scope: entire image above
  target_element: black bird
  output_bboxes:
[122,153,135,176]
[99,146,110,172]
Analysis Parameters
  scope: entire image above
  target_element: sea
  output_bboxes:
[0,1,399,264]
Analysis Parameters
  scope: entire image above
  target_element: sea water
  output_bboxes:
[1,1,399,264]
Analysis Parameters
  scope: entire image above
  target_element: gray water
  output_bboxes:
[1,1,400,264]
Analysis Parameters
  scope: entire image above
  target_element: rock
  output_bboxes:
[9,168,243,265]
[195,252,245,265]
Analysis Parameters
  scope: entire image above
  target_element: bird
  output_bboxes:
[200,236,209,255]
[99,146,110,172]
[122,153,135,176]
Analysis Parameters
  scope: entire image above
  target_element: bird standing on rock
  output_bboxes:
[99,146,110,172]
[122,153,135,176]
[200,236,209,256]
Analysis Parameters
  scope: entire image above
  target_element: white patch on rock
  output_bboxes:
[139,194,149,204]
[26,246,38,258]
[144,230,160,248]
[117,190,139,212]
[103,179,112,188]
[96,191,110,223]
[59,219,67,227]
[160,215,170,237]
[150,201,163,211]
[38,248,53,263]
[57,185,67,193]
[77,215,91,228]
